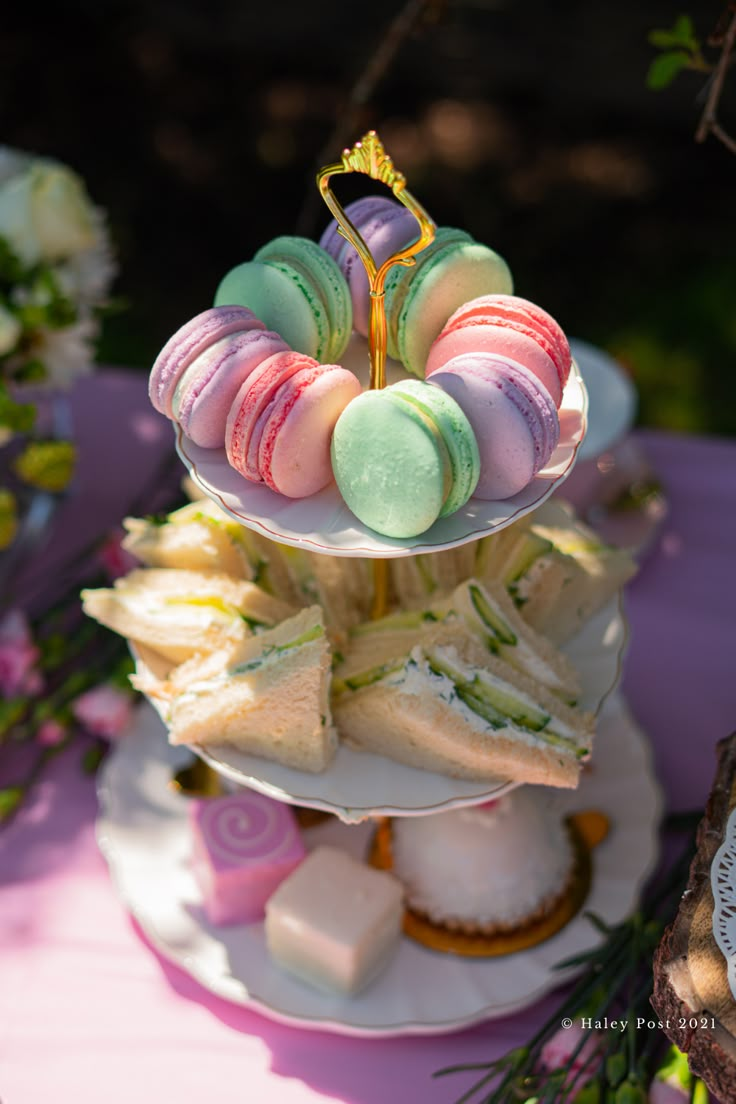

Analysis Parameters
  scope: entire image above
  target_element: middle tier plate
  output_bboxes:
[181,592,626,823]
[176,338,588,558]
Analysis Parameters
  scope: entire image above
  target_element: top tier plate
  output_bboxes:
[176,336,588,558]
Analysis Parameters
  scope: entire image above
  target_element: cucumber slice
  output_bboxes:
[469,584,517,645]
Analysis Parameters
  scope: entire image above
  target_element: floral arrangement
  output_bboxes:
[0,146,117,547]
[0,528,139,825]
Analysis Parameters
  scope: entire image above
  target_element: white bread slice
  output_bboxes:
[81,568,294,664]
[122,499,256,579]
[523,509,636,643]
[333,625,593,788]
[432,579,581,700]
[390,544,476,610]
[148,606,337,773]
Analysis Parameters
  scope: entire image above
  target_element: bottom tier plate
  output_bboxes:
[96,693,661,1037]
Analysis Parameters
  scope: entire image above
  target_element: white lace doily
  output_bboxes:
[711,806,736,999]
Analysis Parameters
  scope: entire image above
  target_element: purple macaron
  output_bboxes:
[428,352,560,500]
[149,305,265,418]
[319,196,420,337]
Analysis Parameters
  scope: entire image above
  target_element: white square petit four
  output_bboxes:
[265,844,404,994]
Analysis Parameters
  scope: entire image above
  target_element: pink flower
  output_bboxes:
[72,685,132,738]
[99,529,137,581]
[540,1023,602,1088]
[0,609,41,698]
[37,719,67,747]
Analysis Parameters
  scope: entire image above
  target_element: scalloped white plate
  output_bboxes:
[138,588,627,824]
[176,339,588,558]
[96,691,661,1037]
[569,338,637,462]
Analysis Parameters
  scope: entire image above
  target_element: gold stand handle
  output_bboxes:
[316,131,436,391]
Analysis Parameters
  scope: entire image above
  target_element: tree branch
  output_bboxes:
[695,6,736,151]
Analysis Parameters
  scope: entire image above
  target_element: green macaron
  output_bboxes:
[384,227,514,377]
[330,379,480,539]
[214,235,352,363]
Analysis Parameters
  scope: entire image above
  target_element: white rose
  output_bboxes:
[0,303,21,356]
[0,157,98,267]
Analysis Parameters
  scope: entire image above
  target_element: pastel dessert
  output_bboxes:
[426,294,573,408]
[139,606,338,773]
[190,790,306,925]
[214,235,352,363]
[81,568,294,664]
[264,845,404,995]
[319,195,420,336]
[149,306,291,449]
[332,617,594,788]
[428,352,559,500]
[388,788,576,935]
[330,378,480,538]
[149,305,265,418]
[226,349,361,498]
[384,226,513,376]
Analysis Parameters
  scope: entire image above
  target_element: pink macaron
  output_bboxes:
[426,294,572,408]
[149,305,265,419]
[226,350,361,498]
[428,352,560,500]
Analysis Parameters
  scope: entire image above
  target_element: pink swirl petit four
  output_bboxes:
[189,790,306,926]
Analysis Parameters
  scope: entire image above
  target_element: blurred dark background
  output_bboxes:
[2,0,734,435]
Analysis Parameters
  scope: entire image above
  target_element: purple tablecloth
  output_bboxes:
[1,370,735,1103]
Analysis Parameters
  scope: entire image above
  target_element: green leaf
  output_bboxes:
[692,1079,709,1104]
[0,236,26,284]
[614,1081,647,1104]
[573,1080,601,1104]
[0,696,28,735]
[605,1053,627,1089]
[647,50,691,90]
[0,785,24,822]
[13,439,76,492]
[0,488,18,549]
[648,15,698,51]
[82,742,107,774]
[12,358,48,384]
[0,384,36,433]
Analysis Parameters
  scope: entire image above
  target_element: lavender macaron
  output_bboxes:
[319,196,420,337]
[149,305,290,449]
[428,352,560,500]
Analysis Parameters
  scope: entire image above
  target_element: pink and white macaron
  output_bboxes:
[426,294,572,408]
[149,305,291,449]
[226,349,361,499]
[428,352,560,500]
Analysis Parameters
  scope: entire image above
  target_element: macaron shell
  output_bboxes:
[439,293,572,392]
[214,262,322,360]
[322,197,420,337]
[149,305,264,417]
[174,329,290,449]
[429,354,558,500]
[258,364,361,498]
[384,228,473,365]
[254,236,352,362]
[226,350,315,482]
[331,390,448,538]
[386,379,480,517]
[385,231,514,376]
[426,323,562,407]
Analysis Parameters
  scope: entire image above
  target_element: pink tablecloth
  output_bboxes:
[1,371,736,1104]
